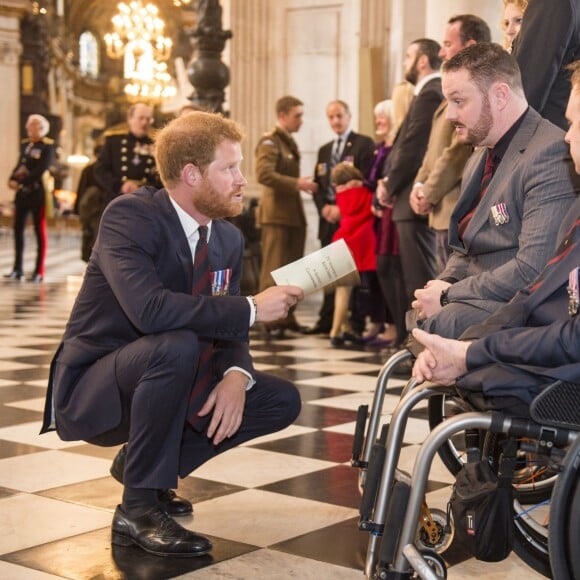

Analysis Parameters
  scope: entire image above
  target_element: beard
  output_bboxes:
[193,178,244,220]
[404,57,419,85]
[464,94,494,145]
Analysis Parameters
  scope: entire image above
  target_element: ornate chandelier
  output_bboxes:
[124,60,177,101]
[104,1,176,102]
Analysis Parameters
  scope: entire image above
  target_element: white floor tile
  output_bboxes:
[286,360,383,374]
[0,422,79,450]
[0,450,111,492]
[0,561,65,579]
[295,373,379,391]
[190,447,336,488]
[189,489,356,546]
[0,494,111,555]
[5,397,47,412]
[177,548,362,579]
[241,424,316,446]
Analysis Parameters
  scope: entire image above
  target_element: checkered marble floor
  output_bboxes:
[0,228,544,579]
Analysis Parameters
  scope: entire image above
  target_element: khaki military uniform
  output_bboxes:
[255,127,306,295]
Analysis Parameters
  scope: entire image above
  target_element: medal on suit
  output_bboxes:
[491,203,510,226]
[568,267,579,316]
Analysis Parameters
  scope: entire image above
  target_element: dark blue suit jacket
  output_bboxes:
[42,187,253,440]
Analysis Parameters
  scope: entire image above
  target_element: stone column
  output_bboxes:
[0,0,28,206]
[227,0,272,198]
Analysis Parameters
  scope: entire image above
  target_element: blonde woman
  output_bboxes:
[502,0,528,52]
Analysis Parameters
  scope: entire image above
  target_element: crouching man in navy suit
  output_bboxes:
[41,112,304,557]
[411,59,580,413]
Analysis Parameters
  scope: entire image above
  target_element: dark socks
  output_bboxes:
[122,487,159,516]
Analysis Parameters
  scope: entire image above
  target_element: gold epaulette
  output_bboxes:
[42,137,55,144]
[103,128,129,137]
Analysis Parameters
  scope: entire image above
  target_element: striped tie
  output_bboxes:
[187,225,214,429]
[331,137,342,166]
[328,137,342,201]
[458,151,496,240]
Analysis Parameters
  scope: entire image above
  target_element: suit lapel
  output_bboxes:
[451,148,487,247]
[461,110,541,246]
[157,189,195,289]
[208,221,224,272]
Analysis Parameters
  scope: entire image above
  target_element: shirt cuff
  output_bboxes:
[246,296,257,326]
[224,367,256,391]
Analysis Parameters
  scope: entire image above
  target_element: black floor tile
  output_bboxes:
[259,465,361,509]
[272,516,366,571]
[0,406,42,427]
[0,383,46,404]
[0,439,48,460]
[295,383,356,401]
[293,404,357,429]
[251,429,354,463]
[1,527,259,580]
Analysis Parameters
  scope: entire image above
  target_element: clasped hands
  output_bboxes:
[411,328,471,386]
[321,203,341,223]
[412,279,451,320]
[409,184,434,216]
[376,178,395,208]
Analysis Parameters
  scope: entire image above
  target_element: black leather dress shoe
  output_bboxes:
[27,273,43,283]
[110,445,193,517]
[4,270,23,281]
[111,505,212,557]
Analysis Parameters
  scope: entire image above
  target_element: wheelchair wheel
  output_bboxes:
[512,496,551,577]
[427,394,478,475]
[548,435,580,580]
[415,507,454,554]
[410,550,447,579]
[483,432,557,504]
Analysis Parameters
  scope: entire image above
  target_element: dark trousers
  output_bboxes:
[86,330,301,489]
[314,227,339,331]
[395,220,437,308]
[13,189,47,275]
[376,254,408,347]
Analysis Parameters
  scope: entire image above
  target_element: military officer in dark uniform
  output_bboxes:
[5,114,55,282]
[254,95,318,337]
[92,102,161,238]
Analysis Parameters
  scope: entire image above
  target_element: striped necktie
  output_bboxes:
[331,137,342,167]
[458,151,496,240]
[187,225,214,429]
[327,137,342,201]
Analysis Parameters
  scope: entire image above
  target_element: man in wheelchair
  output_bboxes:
[411,52,580,410]
[360,58,580,580]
